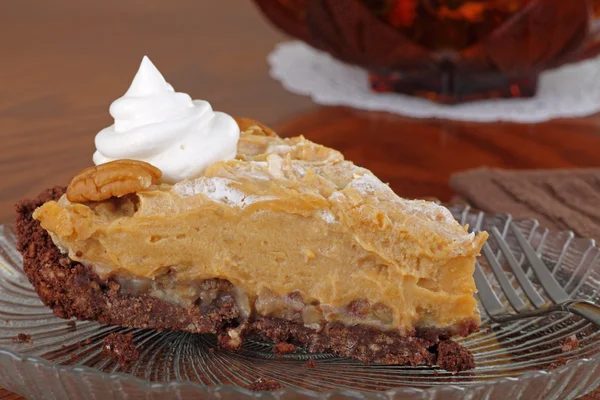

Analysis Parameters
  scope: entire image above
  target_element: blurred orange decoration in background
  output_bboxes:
[254,0,600,103]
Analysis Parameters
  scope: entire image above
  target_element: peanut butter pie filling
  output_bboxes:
[15,57,487,371]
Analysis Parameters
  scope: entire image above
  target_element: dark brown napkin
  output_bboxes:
[450,168,600,242]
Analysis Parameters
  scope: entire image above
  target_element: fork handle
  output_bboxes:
[560,300,600,327]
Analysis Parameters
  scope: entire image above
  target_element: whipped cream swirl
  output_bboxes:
[93,56,240,183]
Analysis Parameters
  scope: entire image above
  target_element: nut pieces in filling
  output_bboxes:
[66,159,162,203]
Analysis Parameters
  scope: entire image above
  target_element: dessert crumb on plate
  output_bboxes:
[247,377,284,391]
[562,335,579,352]
[273,342,296,355]
[103,333,139,366]
[12,333,32,344]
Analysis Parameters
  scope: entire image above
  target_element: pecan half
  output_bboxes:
[234,116,277,137]
[66,160,162,203]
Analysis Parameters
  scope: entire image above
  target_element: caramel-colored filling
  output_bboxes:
[33,132,487,333]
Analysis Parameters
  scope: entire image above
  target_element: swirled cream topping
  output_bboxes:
[93,56,240,183]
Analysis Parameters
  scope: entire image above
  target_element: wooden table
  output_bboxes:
[1,0,600,398]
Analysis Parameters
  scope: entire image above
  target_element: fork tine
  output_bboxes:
[510,225,570,304]
[491,227,546,308]
[474,261,505,316]
[481,242,527,312]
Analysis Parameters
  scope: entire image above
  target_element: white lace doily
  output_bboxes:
[268,41,600,123]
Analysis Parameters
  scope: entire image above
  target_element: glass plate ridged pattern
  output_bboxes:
[1,205,600,399]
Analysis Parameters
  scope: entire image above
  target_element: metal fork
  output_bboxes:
[474,225,600,326]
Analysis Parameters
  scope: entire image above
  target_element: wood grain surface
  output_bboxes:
[1,0,600,398]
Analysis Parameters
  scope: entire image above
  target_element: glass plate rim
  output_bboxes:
[1,347,600,397]
[2,206,600,397]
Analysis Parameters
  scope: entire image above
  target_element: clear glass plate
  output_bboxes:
[1,205,599,399]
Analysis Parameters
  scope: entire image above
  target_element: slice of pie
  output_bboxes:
[16,122,486,371]
[15,57,487,372]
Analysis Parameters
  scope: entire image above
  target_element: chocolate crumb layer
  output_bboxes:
[15,187,477,371]
[247,377,284,391]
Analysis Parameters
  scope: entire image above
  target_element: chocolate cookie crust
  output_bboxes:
[15,187,476,372]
